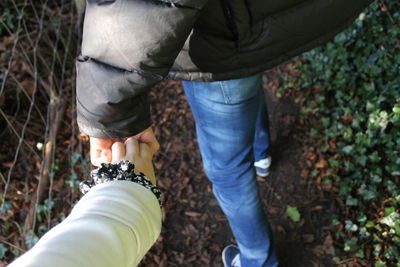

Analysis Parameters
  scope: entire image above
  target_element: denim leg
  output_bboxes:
[253,90,271,162]
[182,74,278,267]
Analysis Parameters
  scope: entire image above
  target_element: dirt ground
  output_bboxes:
[139,67,338,267]
[0,62,339,266]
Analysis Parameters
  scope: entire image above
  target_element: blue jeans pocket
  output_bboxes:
[193,74,262,105]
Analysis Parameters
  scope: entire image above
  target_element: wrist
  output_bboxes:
[80,161,161,206]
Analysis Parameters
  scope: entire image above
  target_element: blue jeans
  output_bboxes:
[182,73,278,267]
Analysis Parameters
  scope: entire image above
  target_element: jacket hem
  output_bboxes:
[77,119,151,139]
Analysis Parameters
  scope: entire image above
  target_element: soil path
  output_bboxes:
[141,67,337,267]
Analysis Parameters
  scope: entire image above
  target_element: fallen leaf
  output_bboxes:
[315,159,328,169]
[286,205,301,222]
[267,206,280,215]
[185,211,201,217]
[323,234,335,255]
[311,205,324,211]
[303,234,315,243]
[301,169,309,179]
[340,115,354,123]
[2,162,13,168]
[276,225,286,234]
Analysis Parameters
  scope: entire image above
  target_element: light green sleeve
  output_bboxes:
[9,181,162,267]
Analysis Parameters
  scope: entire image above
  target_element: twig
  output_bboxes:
[45,0,68,228]
[0,239,26,253]
[0,80,40,207]
[0,172,6,184]
[0,0,29,98]
[20,0,47,232]
[0,109,41,158]
[379,1,395,24]
[23,96,65,238]
[10,73,46,124]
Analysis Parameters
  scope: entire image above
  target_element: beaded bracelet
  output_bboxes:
[79,161,161,206]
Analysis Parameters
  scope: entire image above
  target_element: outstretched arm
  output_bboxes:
[77,0,208,139]
[78,0,208,165]
[10,181,161,267]
[10,139,161,266]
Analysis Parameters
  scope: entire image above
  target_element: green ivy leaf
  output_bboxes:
[0,243,8,259]
[346,196,358,206]
[375,261,386,267]
[280,1,400,263]
[344,237,358,252]
[381,211,400,227]
[286,205,301,222]
[342,145,353,154]
[384,207,395,216]
[356,249,365,258]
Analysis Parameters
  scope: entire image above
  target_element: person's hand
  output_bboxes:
[90,127,159,166]
[90,137,116,167]
[132,127,160,155]
[109,137,156,184]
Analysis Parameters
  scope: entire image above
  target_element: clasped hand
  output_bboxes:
[89,127,159,184]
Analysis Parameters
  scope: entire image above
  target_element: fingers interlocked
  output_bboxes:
[111,137,152,163]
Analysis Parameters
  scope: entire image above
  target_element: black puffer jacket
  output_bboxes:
[77,0,372,138]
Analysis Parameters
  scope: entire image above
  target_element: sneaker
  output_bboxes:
[254,156,272,177]
[222,245,241,267]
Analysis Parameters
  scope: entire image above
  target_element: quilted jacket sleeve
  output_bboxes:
[77,0,208,138]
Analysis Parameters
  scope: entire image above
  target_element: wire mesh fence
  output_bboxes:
[0,0,87,263]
